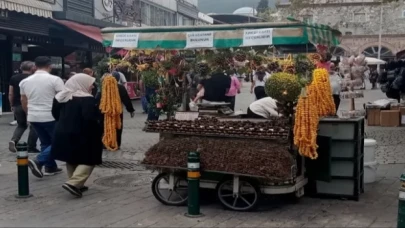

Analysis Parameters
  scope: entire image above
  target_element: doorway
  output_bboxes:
[0,36,12,113]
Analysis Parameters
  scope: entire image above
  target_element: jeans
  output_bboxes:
[145,87,160,121]
[141,96,148,113]
[31,121,57,168]
[11,105,38,150]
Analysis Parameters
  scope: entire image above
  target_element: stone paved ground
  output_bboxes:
[0,82,402,227]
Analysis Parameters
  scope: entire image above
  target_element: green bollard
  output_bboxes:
[398,174,405,228]
[185,151,203,218]
[15,142,32,199]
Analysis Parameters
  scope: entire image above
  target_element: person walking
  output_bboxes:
[225,72,241,111]
[83,68,98,96]
[329,63,342,114]
[8,61,39,153]
[250,67,269,100]
[112,72,135,148]
[51,73,102,197]
[370,69,378,89]
[20,56,64,178]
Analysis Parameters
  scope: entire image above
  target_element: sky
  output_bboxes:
[198,0,275,14]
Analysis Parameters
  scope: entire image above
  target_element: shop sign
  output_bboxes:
[242,28,273,47]
[102,0,114,12]
[126,82,137,99]
[185,31,214,49]
[112,33,139,48]
[12,53,21,62]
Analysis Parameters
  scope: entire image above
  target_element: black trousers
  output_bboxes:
[101,113,124,148]
[225,96,236,111]
[254,86,266,100]
[333,95,341,114]
[246,107,265,119]
[11,105,38,150]
[117,113,123,148]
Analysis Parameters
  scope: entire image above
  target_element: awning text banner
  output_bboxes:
[185,31,214,49]
[242,28,273,47]
[112,33,139,48]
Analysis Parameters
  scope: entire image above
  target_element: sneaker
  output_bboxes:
[8,141,16,153]
[44,167,63,176]
[28,159,43,178]
[62,183,82,198]
[9,120,17,126]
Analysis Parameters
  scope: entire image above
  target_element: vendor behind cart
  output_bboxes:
[246,96,280,119]
[197,71,231,102]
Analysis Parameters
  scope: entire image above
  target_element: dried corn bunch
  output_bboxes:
[312,68,335,116]
[294,86,319,160]
[294,69,335,159]
[100,75,123,151]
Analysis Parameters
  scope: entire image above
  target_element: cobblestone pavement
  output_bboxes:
[0,82,402,227]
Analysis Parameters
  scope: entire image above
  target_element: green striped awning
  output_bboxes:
[101,21,341,50]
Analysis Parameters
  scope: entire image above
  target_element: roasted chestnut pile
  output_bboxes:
[142,137,294,181]
[145,117,290,140]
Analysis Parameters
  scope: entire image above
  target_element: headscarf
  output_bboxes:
[55,73,95,103]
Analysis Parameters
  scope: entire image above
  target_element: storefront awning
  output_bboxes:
[0,0,52,18]
[54,19,103,43]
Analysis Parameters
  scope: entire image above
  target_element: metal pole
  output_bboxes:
[398,174,405,227]
[185,151,203,218]
[15,142,32,198]
[377,0,383,73]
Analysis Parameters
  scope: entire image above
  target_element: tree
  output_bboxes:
[258,8,279,22]
[257,0,269,14]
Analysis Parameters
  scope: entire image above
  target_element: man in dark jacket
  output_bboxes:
[8,61,39,153]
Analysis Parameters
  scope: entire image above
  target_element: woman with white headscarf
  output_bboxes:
[51,73,103,198]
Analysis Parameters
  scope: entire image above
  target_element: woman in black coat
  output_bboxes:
[51,73,102,198]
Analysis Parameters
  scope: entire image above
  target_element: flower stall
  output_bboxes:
[100,20,364,210]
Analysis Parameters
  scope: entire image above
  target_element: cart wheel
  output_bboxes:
[152,172,188,206]
[216,177,261,211]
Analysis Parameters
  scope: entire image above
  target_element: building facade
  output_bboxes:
[276,0,405,60]
[0,0,122,113]
[113,0,212,27]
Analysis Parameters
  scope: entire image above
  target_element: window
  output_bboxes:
[141,2,150,25]
[353,13,366,22]
[140,2,176,26]
[362,46,394,58]
[330,46,347,57]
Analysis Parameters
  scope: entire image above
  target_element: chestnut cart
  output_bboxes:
[147,159,307,212]
[144,116,307,212]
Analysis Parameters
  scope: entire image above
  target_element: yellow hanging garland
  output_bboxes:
[100,75,123,151]
[294,68,335,160]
